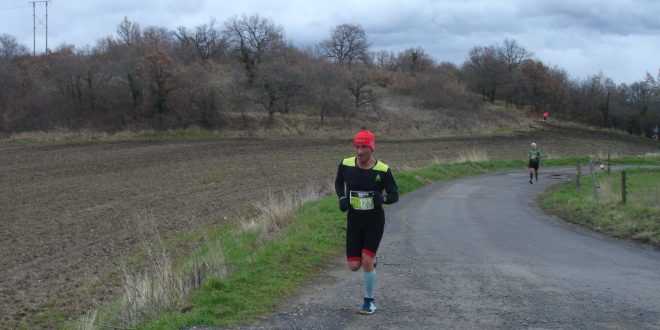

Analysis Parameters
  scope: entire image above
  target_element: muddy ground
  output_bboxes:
[0,122,658,328]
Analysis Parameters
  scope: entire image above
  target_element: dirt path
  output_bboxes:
[0,124,658,327]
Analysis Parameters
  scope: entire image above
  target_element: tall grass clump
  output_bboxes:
[242,185,322,242]
[451,149,490,163]
[540,168,660,246]
[76,218,229,330]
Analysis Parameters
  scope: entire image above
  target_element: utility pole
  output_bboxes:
[44,1,48,52]
[32,2,35,55]
[29,0,50,55]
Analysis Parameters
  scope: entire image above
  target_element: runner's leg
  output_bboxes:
[346,217,365,271]
[534,162,539,181]
[361,217,385,302]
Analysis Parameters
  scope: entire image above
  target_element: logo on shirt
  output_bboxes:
[375,174,381,182]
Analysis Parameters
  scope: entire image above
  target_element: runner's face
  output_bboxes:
[355,145,373,163]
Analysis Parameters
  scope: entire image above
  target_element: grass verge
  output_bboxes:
[75,155,660,329]
[539,167,660,247]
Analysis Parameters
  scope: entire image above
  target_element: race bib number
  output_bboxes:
[350,191,374,210]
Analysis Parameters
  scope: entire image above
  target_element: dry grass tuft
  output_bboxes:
[449,149,490,163]
[594,175,618,204]
[78,217,228,329]
[76,311,98,330]
[243,184,321,242]
[644,151,660,157]
[591,150,621,161]
[7,129,112,143]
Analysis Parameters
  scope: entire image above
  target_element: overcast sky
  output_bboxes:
[1,0,658,84]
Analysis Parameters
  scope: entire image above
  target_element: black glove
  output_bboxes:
[339,197,349,212]
[373,191,384,206]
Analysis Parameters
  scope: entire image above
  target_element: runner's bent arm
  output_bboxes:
[335,162,346,199]
[381,168,398,204]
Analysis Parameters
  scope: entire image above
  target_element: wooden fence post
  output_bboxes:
[621,169,627,204]
[607,152,611,174]
[590,158,598,200]
[576,164,581,192]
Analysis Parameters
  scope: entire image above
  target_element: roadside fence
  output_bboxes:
[574,155,659,206]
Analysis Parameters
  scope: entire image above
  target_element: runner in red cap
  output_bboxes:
[335,129,399,315]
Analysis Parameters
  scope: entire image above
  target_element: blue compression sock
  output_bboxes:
[364,269,376,299]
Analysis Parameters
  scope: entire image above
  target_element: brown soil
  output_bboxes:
[0,122,657,328]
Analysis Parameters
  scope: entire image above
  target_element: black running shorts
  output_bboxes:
[346,209,385,262]
[528,159,539,170]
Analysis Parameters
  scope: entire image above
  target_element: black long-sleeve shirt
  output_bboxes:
[335,157,398,215]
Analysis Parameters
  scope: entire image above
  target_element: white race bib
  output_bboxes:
[350,191,374,210]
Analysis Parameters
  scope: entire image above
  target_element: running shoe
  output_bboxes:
[529,179,533,184]
[359,297,376,315]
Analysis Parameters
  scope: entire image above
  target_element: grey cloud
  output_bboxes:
[522,0,660,35]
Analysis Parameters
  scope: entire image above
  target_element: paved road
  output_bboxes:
[240,168,660,329]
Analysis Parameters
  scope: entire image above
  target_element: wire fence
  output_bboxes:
[575,156,660,208]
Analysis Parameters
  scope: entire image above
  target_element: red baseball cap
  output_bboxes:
[353,130,375,150]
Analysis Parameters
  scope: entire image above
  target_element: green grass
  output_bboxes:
[540,168,660,246]
[73,155,659,330]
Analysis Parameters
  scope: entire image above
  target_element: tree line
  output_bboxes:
[0,14,658,136]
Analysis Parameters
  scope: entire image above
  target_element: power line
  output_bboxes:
[0,5,29,10]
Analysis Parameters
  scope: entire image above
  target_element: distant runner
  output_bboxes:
[335,129,399,315]
[528,142,542,184]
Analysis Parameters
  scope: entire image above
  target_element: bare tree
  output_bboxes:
[255,48,306,122]
[517,59,569,116]
[497,38,532,71]
[396,46,436,73]
[569,73,616,127]
[463,46,507,103]
[133,52,178,126]
[141,26,174,52]
[310,63,353,122]
[116,17,142,46]
[372,49,396,70]
[0,34,28,131]
[175,18,227,60]
[317,23,370,67]
[495,39,533,105]
[627,75,655,134]
[0,34,28,60]
[223,14,284,83]
[219,64,253,127]
[347,65,374,108]
[407,64,477,110]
